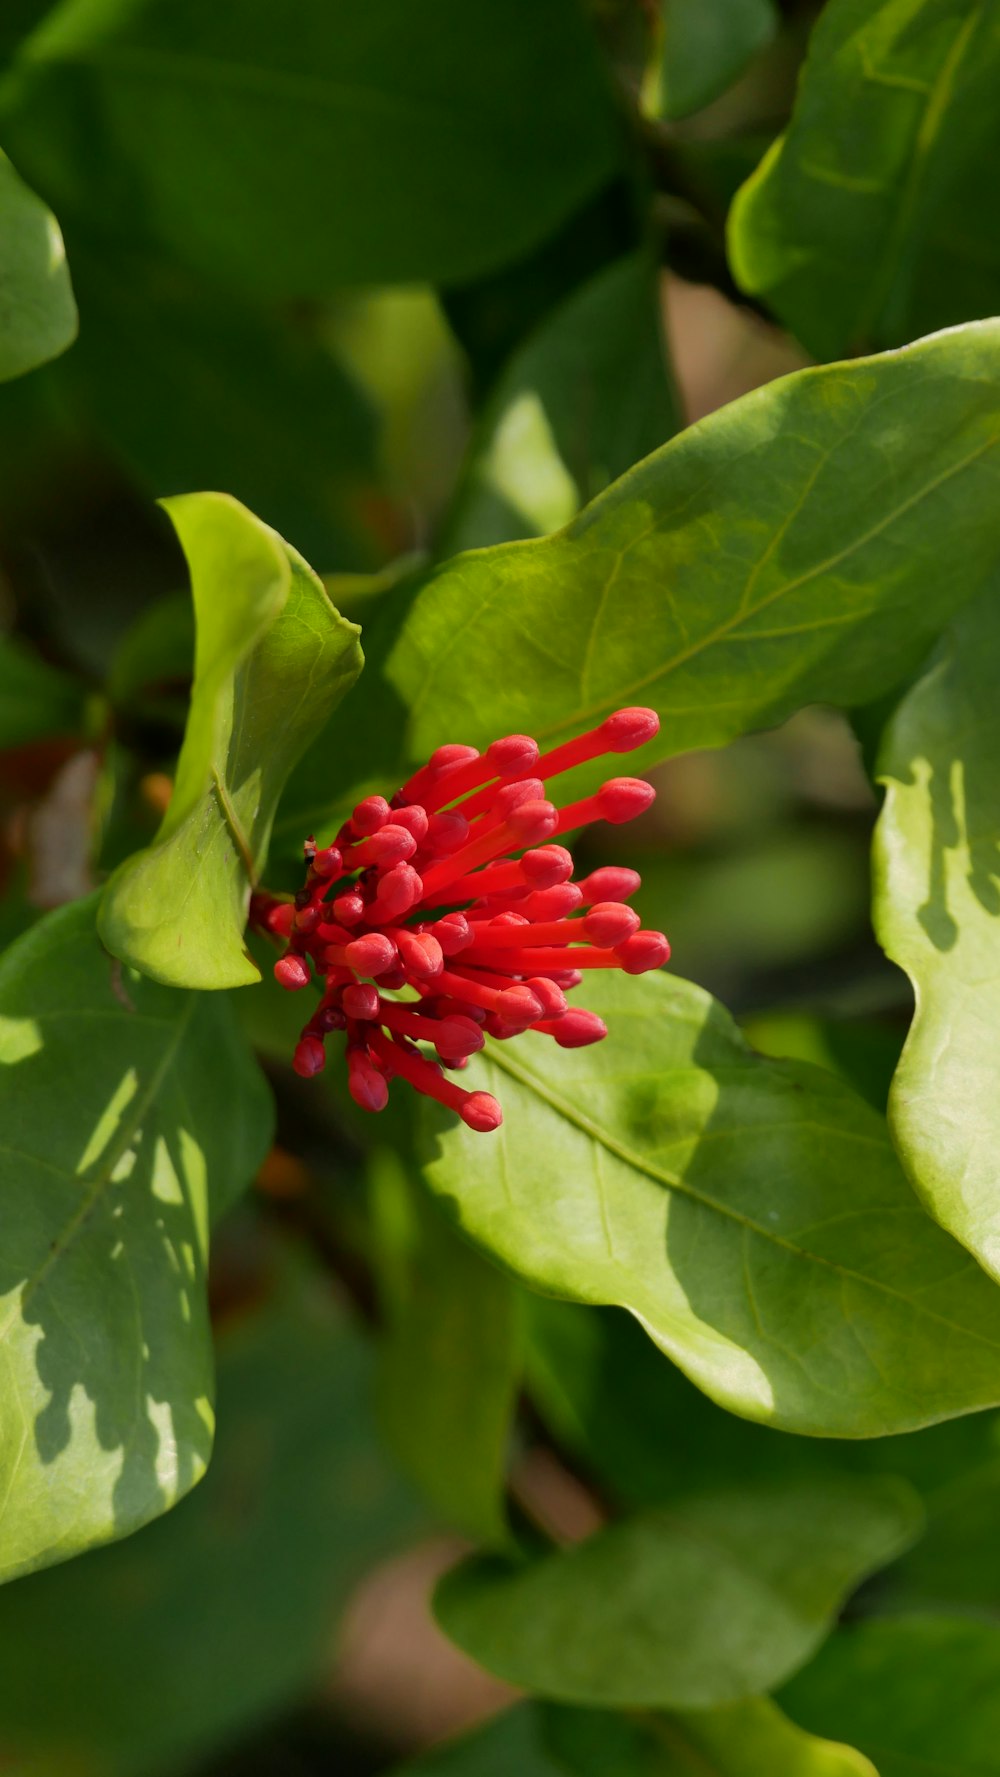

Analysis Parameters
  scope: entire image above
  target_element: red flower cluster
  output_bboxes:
[255,708,669,1132]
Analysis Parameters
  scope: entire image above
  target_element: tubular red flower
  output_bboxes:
[253,707,667,1130]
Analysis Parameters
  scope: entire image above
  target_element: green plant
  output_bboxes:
[1,2,999,1772]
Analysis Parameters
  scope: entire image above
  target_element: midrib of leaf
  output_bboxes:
[851,4,984,349]
[483,1044,1000,1353]
[0,994,196,1347]
[211,767,256,884]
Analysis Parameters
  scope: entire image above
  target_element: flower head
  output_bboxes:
[254,708,669,1132]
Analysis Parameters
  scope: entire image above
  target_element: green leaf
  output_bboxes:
[546,1699,879,1777]
[60,243,379,573]
[0,0,622,297]
[422,970,1000,1437]
[781,1616,1000,1776]
[305,324,1000,807]
[644,0,778,122]
[885,1439,1000,1618]
[106,589,193,712]
[434,1476,920,1708]
[0,894,272,1584]
[98,493,362,989]
[873,590,1000,1281]
[443,252,679,554]
[0,633,86,746]
[392,1698,877,1777]
[728,0,1000,359]
[0,145,76,380]
[372,1151,521,1547]
[527,1298,1000,1518]
[525,1297,814,1509]
[0,1280,424,1775]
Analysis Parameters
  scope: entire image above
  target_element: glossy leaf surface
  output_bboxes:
[310,325,1000,804]
[434,1476,919,1707]
[423,970,1000,1437]
[874,590,1000,1278]
[729,0,1000,357]
[0,145,75,380]
[99,493,362,988]
[0,895,272,1584]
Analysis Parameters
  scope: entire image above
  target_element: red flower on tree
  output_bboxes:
[253,708,669,1132]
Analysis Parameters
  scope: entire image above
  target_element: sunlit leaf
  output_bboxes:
[0,895,272,1583]
[422,970,1000,1437]
[99,492,362,988]
[301,325,1000,818]
[874,590,1000,1279]
[728,0,1000,357]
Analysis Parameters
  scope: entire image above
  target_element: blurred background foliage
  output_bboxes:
[0,0,987,1769]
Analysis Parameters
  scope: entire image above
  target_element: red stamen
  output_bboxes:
[347,1047,389,1113]
[425,810,470,854]
[371,861,424,921]
[391,804,430,844]
[433,912,473,955]
[401,744,479,805]
[350,795,391,837]
[333,891,365,925]
[421,733,539,815]
[395,929,445,977]
[582,902,642,946]
[435,966,542,1024]
[275,955,312,990]
[525,977,568,1019]
[342,824,417,869]
[534,708,659,782]
[576,866,642,904]
[342,982,380,1019]
[293,1035,327,1076]
[344,933,398,976]
[537,1009,608,1047]
[378,1000,483,1061]
[369,1029,502,1131]
[266,901,295,937]
[267,710,667,1128]
[418,801,557,899]
[618,931,671,972]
